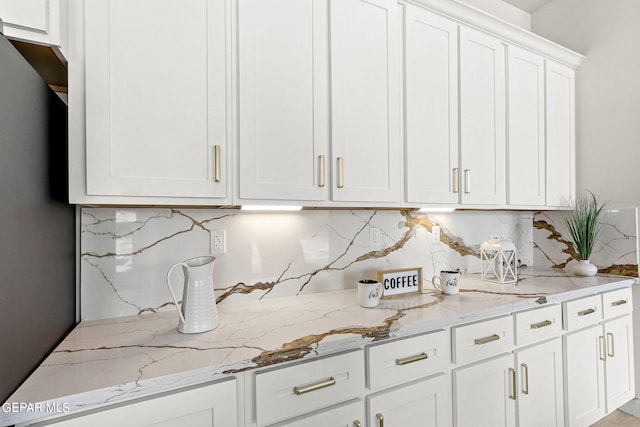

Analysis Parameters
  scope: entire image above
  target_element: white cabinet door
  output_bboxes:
[0,0,61,46]
[604,315,635,412]
[545,60,575,207]
[507,45,545,206]
[404,5,459,204]
[330,0,402,203]
[368,374,451,427]
[515,338,564,427]
[276,400,364,427]
[453,353,516,427]
[459,26,506,206]
[237,0,328,201]
[47,380,237,426]
[84,0,228,200]
[564,324,606,427]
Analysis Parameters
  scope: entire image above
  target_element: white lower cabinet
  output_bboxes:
[563,289,635,427]
[515,338,564,427]
[273,400,365,427]
[44,379,237,426]
[368,374,450,427]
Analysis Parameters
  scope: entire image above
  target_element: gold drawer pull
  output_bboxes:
[453,168,460,193]
[337,157,344,188]
[376,413,384,427]
[396,352,428,366]
[578,308,595,316]
[607,332,615,357]
[319,155,326,187]
[531,320,552,329]
[612,299,628,306]
[354,421,362,427]
[475,334,500,345]
[599,336,606,361]
[521,363,529,395]
[293,377,336,395]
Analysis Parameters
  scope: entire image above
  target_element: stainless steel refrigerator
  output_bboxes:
[0,24,76,403]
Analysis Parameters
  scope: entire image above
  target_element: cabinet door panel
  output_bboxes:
[276,400,364,427]
[85,0,227,198]
[507,45,545,206]
[330,0,401,203]
[604,315,635,412]
[238,0,328,201]
[564,324,606,427]
[459,26,506,205]
[546,61,575,207]
[0,0,61,46]
[368,374,450,427]
[515,338,564,427]
[404,5,459,204]
[453,354,515,427]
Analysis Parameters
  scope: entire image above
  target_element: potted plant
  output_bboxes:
[563,191,607,276]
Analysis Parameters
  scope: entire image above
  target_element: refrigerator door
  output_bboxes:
[0,31,76,403]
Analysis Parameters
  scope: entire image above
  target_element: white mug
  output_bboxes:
[431,270,460,295]
[358,280,383,308]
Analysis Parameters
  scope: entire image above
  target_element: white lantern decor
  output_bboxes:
[480,235,518,284]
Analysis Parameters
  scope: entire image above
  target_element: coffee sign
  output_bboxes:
[377,267,423,298]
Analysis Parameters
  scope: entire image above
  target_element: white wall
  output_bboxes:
[532,0,640,209]
[458,0,531,29]
[532,0,640,401]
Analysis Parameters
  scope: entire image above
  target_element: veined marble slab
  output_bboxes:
[80,208,533,321]
[2,270,634,426]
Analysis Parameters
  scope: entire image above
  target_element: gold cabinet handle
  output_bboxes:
[293,377,336,395]
[607,332,615,357]
[464,169,471,194]
[376,413,384,427]
[612,299,628,306]
[353,421,362,427]
[396,352,428,366]
[521,363,529,395]
[453,168,460,193]
[214,145,221,182]
[474,334,500,345]
[578,308,596,316]
[337,157,344,188]
[530,320,552,329]
[599,336,607,361]
[509,367,517,400]
[319,155,326,187]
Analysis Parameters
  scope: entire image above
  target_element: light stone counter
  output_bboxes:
[2,269,636,426]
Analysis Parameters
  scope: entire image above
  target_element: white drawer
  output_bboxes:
[515,304,562,346]
[255,350,364,426]
[452,315,513,365]
[563,294,603,331]
[602,287,633,320]
[367,330,449,391]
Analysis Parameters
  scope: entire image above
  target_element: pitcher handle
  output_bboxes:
[166,262,188,325]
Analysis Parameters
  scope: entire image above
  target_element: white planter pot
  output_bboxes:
[573,260,598,277]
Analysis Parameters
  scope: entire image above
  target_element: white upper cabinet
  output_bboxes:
[0,0,62,46]
[507,45,546,206]
[329,0,402,203]
[83,0,229,201]
[237,0,328,201]
[404,5,459,205]
[546,60,576,207]
[237,0,401,205]
[459,26,506,205]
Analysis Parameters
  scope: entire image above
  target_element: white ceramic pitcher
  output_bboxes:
[166,256,219,334]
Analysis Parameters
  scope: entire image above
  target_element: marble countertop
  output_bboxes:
[2,269,636,426]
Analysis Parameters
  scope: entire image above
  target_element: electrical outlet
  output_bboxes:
[210,230,226,255]
[432,226,441,244]
[369,227,382,247]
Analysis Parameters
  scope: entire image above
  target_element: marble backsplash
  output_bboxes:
[81,208,533,321]
[533,207,639,277]
[80,207,638,321]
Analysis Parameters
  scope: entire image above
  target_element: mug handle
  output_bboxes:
[377,282,383,298]
[166,262,188,325]
[431,276,442,291]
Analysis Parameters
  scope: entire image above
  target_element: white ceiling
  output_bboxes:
[502,0,554,13]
